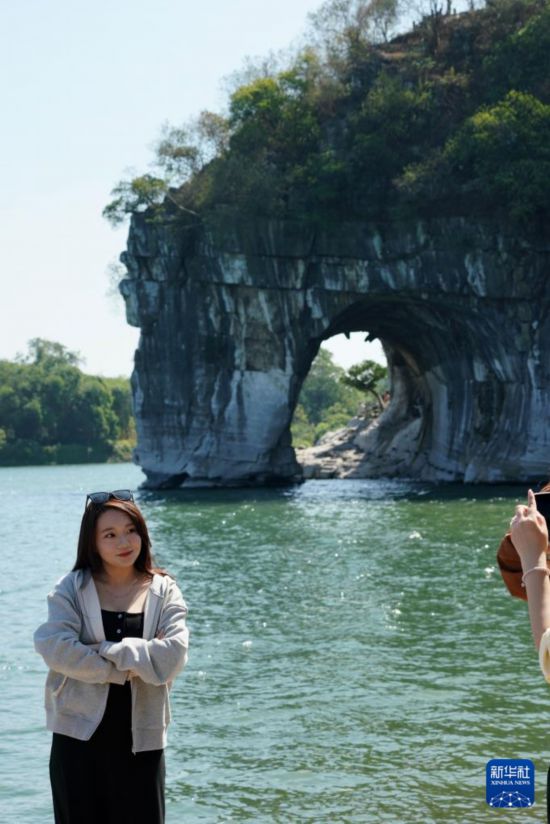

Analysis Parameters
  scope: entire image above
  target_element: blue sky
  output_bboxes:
[0,0,384,377]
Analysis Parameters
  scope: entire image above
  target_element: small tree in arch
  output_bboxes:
[340,359,388,412]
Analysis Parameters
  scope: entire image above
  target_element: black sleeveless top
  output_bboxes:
[90,610,145,747]
[101,609,144,642]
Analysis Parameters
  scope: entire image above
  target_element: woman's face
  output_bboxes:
[94,508,142,574]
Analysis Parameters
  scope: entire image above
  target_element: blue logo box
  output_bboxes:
[486,759,535,808]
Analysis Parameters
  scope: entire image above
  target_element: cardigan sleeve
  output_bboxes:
[33,576,128,685]
[98,579,189,686]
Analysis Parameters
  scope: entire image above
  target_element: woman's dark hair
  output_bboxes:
[73,499,167,576]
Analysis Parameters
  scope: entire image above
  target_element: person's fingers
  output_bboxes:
[528,488,537,510]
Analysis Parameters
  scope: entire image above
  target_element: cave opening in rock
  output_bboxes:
[289,288,521,481]
[290,296,451,480]
[290,331,388,460]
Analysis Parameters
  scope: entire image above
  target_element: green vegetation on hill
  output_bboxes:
[104,0,550,229]
[291,348,388,448]
[0,339,136,466]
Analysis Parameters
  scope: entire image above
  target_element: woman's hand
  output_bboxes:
[510,489,549,569]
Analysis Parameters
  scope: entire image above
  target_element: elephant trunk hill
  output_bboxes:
[119,212,550,488]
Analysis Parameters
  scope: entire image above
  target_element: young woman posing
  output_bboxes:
[34,490,189,824]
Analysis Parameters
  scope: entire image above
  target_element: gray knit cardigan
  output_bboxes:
[34,568,189,752]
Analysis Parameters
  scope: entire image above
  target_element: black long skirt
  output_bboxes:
[49,682,165,824]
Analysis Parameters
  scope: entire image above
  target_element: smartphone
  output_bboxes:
[534,492,550,526]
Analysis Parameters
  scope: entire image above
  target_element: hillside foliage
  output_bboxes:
[104,0,550,229]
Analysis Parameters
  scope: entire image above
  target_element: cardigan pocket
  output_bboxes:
[56,678,106,719]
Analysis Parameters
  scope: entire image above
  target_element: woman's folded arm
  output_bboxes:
[33,580,128,685]
[99,582,189,686]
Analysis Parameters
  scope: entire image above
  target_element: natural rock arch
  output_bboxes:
[119,211,550,488]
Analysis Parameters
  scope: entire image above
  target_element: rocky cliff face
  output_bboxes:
[119,211,550,488]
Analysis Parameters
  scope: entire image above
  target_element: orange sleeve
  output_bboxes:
[496,532,550,601]
[496,533,527,601]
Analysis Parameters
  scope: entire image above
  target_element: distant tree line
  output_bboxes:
[103,0,550,230]
[0,339,386,464]
[0,339,135,466]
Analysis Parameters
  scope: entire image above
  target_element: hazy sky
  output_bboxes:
[0,0,385,378]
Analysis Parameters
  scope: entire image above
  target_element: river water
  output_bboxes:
[0,462,548,822]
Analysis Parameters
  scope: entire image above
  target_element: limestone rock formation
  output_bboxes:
[119,210,550,488]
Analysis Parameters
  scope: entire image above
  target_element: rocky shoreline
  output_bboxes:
[295,413,377,480]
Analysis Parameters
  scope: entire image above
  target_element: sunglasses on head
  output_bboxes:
[85,489,135,510]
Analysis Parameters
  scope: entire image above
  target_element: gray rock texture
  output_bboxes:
[119,210,550,488]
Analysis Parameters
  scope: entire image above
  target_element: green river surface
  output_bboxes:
[0,462,548,823]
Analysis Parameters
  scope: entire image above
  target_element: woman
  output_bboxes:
[498,488,550,820]
[498,488,550,653]
[34,490,189,824]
